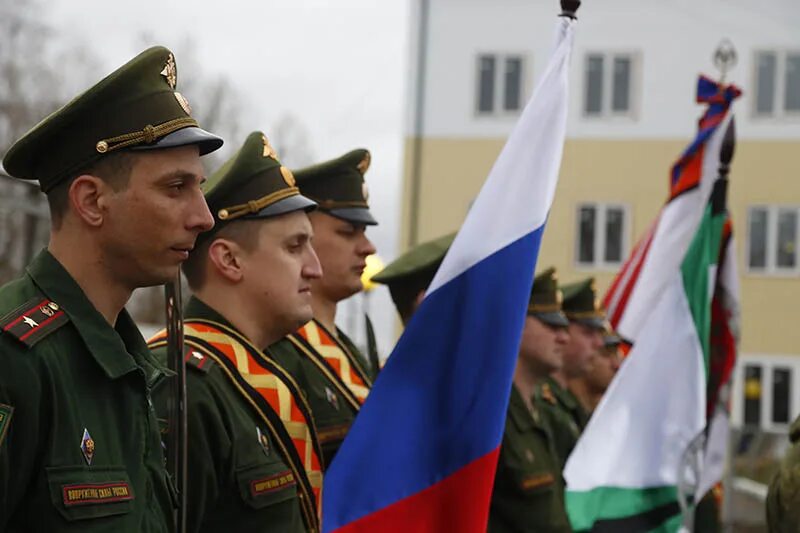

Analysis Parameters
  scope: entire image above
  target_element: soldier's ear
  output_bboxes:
[207,238,244,283]
[68,174,108,227]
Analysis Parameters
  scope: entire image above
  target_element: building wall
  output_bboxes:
[401,136,800,356]
[401,0,800,428]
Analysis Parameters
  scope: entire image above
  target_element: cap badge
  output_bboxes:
[160,53,177,89]
[174,91,192,115]
[362,182,370,202]
[262,135,278,159]
[256,427,270,456]
[280,166,296,187]
[357,152,371,174]
[80,428,95,465]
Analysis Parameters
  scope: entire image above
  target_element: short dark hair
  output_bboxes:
[182,219,262,290]
[46,151,136,229]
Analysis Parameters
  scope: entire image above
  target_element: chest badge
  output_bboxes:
[525,449,535,463]
[80,428,95,465]
[325,386,340,411]
[256,427,270,457]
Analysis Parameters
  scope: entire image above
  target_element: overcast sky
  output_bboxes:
[47,0,412,351]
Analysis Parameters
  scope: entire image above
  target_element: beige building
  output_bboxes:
[400,0,800,432]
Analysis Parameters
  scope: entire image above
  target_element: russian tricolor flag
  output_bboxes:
[322,13,577,533]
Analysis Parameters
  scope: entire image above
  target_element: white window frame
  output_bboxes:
[574,202,631,271]
[582,50,641,120]
[731,354,800,433]
[474,52,530,117]
[752,49,800,119]
[746,205,800,276]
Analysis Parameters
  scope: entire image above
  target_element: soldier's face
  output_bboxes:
[239,211,322,339]
[583,346,621,394]
[100,146,213,288]
[518,316,569,374]
[563,322,604,379]
[307,212,376,303]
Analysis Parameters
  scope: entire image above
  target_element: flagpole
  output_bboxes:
[677,115,736,532]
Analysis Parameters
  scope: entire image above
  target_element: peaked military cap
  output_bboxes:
[562,277,607,330]
[605,333,622,347]
[373,232,455,319]
[201,131,316,239]
[528,267,569,328]
[372,232,455,287]
[293,148,377,225]
[2,46,222,193]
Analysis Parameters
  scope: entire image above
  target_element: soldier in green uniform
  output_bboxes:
[489,268,572,533]
[537,277,605,469]
[371,232,456,325]
[766,414,800,532]
[269,149,378,467]
[0,47,221,531]
[149,132,324,532]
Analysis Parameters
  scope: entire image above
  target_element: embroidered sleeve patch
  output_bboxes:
[0,297,68,348]
[62,481,134,506]
[520,473,555,491]
[250,470,296,497]
[0,403,13,445]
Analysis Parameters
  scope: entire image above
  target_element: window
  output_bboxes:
[743,364,762,427]
[773,367,792,424]
[583,52,638,117]
[747,206,800,274]
[575,203,629,269]
[733,356,799,431]
[754,50,800,117]
[475,53,527,115]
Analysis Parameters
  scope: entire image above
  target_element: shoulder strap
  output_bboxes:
[148,330,216,374]
[0,296,69,348]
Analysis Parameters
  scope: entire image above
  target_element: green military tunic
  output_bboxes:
[0,250,174,531]
[536,377,589,470]
[270,327,374,468]
[489,385,572,532]
[151,297,308,533]
[766,415,800,532]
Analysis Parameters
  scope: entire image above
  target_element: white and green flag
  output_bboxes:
[564,150,731,531]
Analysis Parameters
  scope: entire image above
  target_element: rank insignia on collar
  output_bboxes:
[540,383,557,406]
[256,427,270,457]
[22,315,38,328]
[325,386,340,411]
[80,428,95,465]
